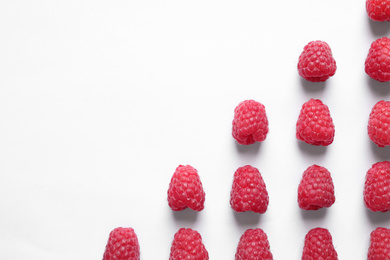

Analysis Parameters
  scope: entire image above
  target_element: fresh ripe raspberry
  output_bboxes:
[103,227,140,260]
[297,41,337,82]
[296,99,335,146]
[169,228,209,260]
[368,100,390,147]
[298,165,335,210]
[302,228,338,260]
[365,37,390,82]
[366,0,390,21]
[368,227,390,260]
[232,100,269,145]
[235,228,273,260]
[364,161,390,212]
[230,165,269,214]
[167,165,205,211]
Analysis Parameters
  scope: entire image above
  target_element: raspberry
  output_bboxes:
[364,161,390,212]
[103,227,140,260]
[232,100,269,145]
[169,228,209,260]
[368,100,390,147]
[167,165,205,211]
[366,0,390,21]
[230,165,269,214]
[298,165,335,210]
[235,228,273,260]
[296,99,335,146]
[297,41,337,82]
[302,228,338,260]
[368,227,390,260]
[365,37,390,82]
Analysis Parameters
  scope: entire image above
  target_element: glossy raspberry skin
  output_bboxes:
[368,100,390,147]
[235,228,273,260]
[366,0,390,21]
[169,228,209,260]
[296,99,335,146]
[232,100,269,145]
[230,165,269,214]
[365,37,390,82]
[368,227,390,260]
[103,227,140,260]
[167,165,205,211]
[302,228,338,260]
[298,41,337,82]
[364,161,390,212]
[298,165,335,210]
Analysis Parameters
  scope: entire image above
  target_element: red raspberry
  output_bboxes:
[297,41,337,82]
[103,227,140,260]
[230,165,269,214]
[366,0,390,21]
[298,165,335,210]
[368,100,390,147]
[364,161,390,212]
[169,228,209,260]
[167,165,205,211]
[232,100,269,145]
[302,228,338,260]
[365,37,390,82]
[296,99,335,146]
[235,228,273,260]
[368,227,390,260]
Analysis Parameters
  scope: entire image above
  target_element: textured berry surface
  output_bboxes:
[103,227,140,260]
[296,99,335,146]
[230,165,269,214]
[169,228,209,260]
[302,228,338,260]
[298,41,337,82]
[368,227,390,260]
[168,165,205,211]
[368,100,390,147]
[365,37,390,82]
[232,100,269,145]
[366,0,390,21]
[298,165,335,210]
[364,161,390,212]
[235,228,273,260]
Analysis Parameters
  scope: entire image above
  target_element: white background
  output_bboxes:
[1,0,390,259]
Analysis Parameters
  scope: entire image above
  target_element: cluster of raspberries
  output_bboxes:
[102,226,390,259]
[102,2,390,259]
[102,160,390,259]
[233,98,390,148]
[296,37,390,83]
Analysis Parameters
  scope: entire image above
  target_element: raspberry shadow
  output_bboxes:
[365,209,390,224]
[171,208,199,223]
[300,208,328,220]
[368,18,390,37]
[300,77,327,93]
[234,141,261,155]
[370,141,390,161]
[299,209,327,232]
[232,211,261,226]
[367,77,390,96]
[297,141,328,156]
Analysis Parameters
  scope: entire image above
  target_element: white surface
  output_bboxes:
[1,0,390,259]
